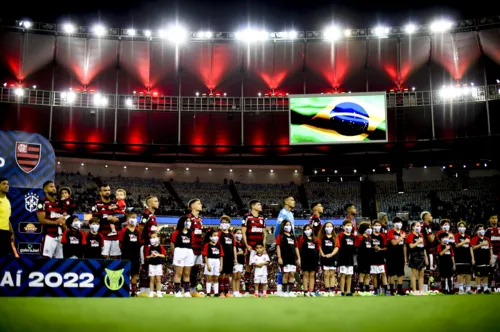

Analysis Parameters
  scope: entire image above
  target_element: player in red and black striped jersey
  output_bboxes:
[61,216,86,258]
[454,221,473,294]
[84,217,104,259]
[242,199,266,295]
[140,196,159,245]
[344,204,358,235]
[218,215,236,297]
[186,198,204,296]
[92,184,120,258]
[471,224,493,294]
[37,181,66,258]
[309,202,323,236]
[58,187,76,238]
[485,214,499,285]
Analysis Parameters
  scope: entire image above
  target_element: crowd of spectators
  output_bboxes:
[304,182,363,217]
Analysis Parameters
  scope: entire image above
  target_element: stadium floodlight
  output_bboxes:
[195,92,199,97]
[162,25,188,44]
[323,25,341,41]
[258,92,262,97]
[430,19,453,33]
[94,93,108,107]
[283,30,298,40]
[294,170,298,173]
[412,87,416,91]
[126,29,136,37]
[424,165,427,169]
[63,23,76,34]
[32,85,37,89]
[2,83,6,87]
[61,90,77,104]
[497,79,500,84]
[223,92,227,97]
[124,166,127,169]
[374,26,389,37]
[14,87,24,97]
[144,30,152,37]
[92,24,107,37]
[235,28,268,42]
[404,23,417,34]
[158,29,167,38]
[354,169,357,173]
[229,169,233,172]
[270,169,274,173]
[344,29,351,37]
[208,168,212,171]
[125,98,133,107]
[249,169,252,173]
[21,21,32,29]
[198,31,213,39]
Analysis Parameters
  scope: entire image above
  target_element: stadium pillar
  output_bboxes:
[114,40,121,144]
[476,31,491,136]
[48,36,57,141]
[364,38,369,92]
[396,38,401,89]
[428,36,436,139]
[178,74,182,145]
[241,72,244,145]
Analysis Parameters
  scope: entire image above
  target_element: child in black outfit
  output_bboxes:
[437,232,456,294]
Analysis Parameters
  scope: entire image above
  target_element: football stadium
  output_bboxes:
[1,1,500,331]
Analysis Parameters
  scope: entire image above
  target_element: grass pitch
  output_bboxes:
[1,295,499,332]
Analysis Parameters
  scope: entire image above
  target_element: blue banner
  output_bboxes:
[0,257,130,297]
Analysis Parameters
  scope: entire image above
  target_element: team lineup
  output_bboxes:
[33,180,499,298]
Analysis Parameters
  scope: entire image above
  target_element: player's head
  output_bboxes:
[99,184,111,199]
[150,232,160,245]
[344,204,356,216]
[234,228,243,241]
[311,202,323,214]
[0,177,8,194]
[220,215,231,231]
[283,196,296,209]
[280,220,292,235]
[255,243,264,254]
[302,224,315,239]
[177,216,190,231]
[188,199,202,212]
[69,215,81,230]
[319,221,335,239]
[392,216,403,230]
[438,232,449,243]
[58,187,72,200]
[145,196,159,210]
[115,189,126,200]
[476,224,485,236]
[457,221,467,233]
[89,217,100,233]
[43,181,56,196]
[377,212,388,223]
[372,220,382,233]
[490,214,498,227]
[126,212,138,226]
[342,219,353,233]
[205,229,218,243]
[411,221,421,233]
[440,219,451,231]
[420,211,432,223]
[358,222,372,236]
[249,199,262,212]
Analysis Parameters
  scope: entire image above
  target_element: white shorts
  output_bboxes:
[339,266,354,275]
[233,264,244,273]
[42,235,63,258]
[248,250,257,265]
[173,248,195,267]
[370,265,386,274]
[140,245,145,265]
[323,266,336,271]
[254,275,268,284]
[102,240,121,256]
[283,265,297,273]
[194,254,203,265]
[148,264,164,277]
[204,258,221,276]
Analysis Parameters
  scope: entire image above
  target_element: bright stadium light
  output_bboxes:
[125,98,133,107]
[162,25,188,44]
[126,28,136,37]
[235,28,268,42]
[283,30,298,39]
[198,31,213,39]
[404,23,417,34]
[21,21,32,29]
[94,93,108,107]
[14,87,24,97]
[374,26,389,37]
[63,23,76,34]
[323,25,341,41]
[344,29,351,37]
[144,30,152,37]
[92,24,106,37]
[430,19,453,33]
[61,90,76,104]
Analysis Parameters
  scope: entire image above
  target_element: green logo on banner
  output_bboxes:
[104,268,124,291]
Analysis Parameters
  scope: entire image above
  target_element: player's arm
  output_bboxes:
[452,255,456,270]
[170,230,177,253]
[438,245,448,256]
[295,243,301,266]
[263,224,267,249]
[233,245,238,263]
[156,246,167,258]
[490,241,494,265]
[263,255,270,266]
[276,236,283,264]
[274,213,285,238]
[424,249,429,265]
[318,238,326,257]
[145,247,153,259]
[403,243,408,264]
[37,211,63,226]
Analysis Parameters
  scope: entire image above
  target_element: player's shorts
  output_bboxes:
[246,250,257,266]
[323,265,336,271]
[409,256,426,270]
[301,258,318,272]
[193,254,203,265]
[370,264,386,274]
[281,264,297,273]
[122,255,140,275]
[102,240,121,256]
[41,235,63,259]
[254,275,268,284]
[173,248,195,267]
[474,265,491,278]
[493,255,498,266]
[339,266,354,275]
[233,264,244,273]
[455,263,472,275]
[148,264,164,277]
[204,258,221,276]
[221,256,234,275]
[357,258,371,274]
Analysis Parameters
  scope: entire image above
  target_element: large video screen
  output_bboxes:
[289,92,387,145]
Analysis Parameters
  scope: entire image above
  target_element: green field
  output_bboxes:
[1,295,499,331]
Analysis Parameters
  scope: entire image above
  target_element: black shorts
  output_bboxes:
[474,265,491,278]
[301,259,318,272]
[357,258,371,274]
[439,265,454,279]
[455,264,472,275]
[320,256,336,268]
[0,230,12,258]
[123,255,141,275]
[386,259,405,277]
[221,256,234,275]
[409,254,426,270]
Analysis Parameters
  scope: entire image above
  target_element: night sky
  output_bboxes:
[4,1,494,31]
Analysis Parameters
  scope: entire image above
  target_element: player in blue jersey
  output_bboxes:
[274,196,296,296]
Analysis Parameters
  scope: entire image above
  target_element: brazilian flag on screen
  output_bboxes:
[289,93,387,144]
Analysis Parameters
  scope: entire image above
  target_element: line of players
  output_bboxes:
[35,180,500,297]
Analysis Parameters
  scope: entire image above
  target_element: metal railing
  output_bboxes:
[1,85,499,112]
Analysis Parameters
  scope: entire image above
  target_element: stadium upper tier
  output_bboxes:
[54,172,498,223]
